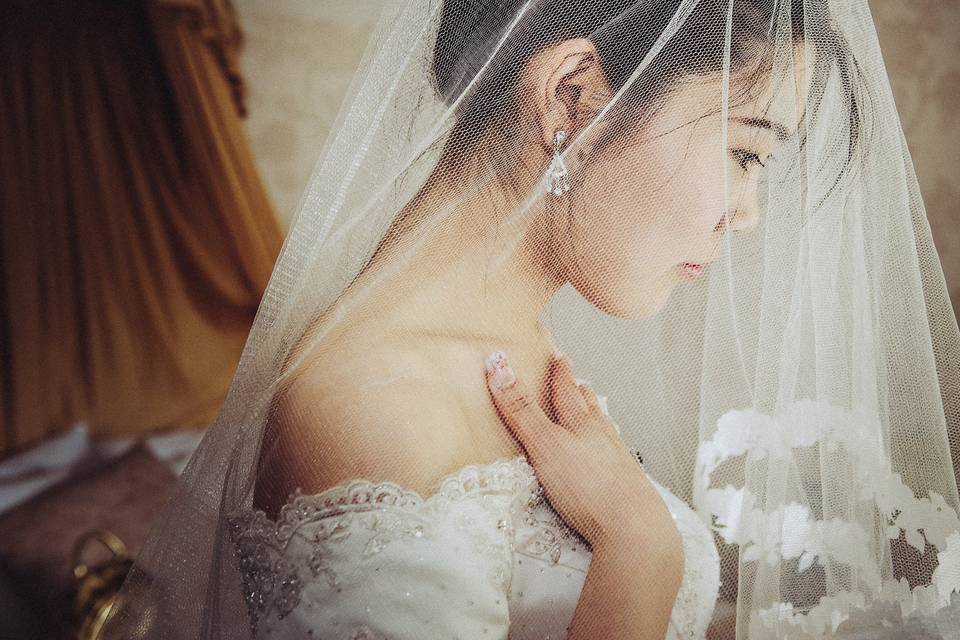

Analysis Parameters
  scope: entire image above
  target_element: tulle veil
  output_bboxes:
[104,1,960,638]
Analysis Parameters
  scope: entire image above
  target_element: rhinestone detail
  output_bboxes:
[227,454,713,639]
[227,456,535,632]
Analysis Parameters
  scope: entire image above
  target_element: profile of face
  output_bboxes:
[523,41,803,320]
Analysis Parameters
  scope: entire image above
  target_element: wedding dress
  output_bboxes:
[227,391,720,639]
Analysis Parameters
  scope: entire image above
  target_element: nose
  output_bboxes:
[729,190,760,233]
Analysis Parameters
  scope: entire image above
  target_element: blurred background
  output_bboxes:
[0,1,956,638]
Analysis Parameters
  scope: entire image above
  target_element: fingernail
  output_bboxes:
[485,351,516,390]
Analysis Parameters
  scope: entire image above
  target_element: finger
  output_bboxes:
[577,382,602,414]
[578,382,620,437]
[548,355,589,430]
[484,351,554,454]
[577,382,620,438]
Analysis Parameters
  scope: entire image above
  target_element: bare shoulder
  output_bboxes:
[252,338,476,516]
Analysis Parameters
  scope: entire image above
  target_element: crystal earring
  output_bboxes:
[546,130,571,196]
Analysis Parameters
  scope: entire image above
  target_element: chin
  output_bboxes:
[587,283,674,320]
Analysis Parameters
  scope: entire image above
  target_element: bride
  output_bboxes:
[243,1,798,636]
[105,1,960,639]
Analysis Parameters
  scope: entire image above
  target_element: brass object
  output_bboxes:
[68,529,133,640]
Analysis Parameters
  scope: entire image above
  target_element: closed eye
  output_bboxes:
[730,148,765,171]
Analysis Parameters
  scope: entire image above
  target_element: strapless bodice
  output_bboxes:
[228,453,720,639]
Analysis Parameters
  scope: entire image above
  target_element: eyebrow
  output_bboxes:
[732,116,790,142]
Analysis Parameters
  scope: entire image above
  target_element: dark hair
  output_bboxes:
[433,0,867,194]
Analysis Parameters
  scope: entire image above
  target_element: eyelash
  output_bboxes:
[730,148,765,171]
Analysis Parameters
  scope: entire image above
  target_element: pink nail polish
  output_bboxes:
[485,351,516,390]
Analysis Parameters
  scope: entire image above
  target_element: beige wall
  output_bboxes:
[871,1,960,314]
[235,1,382,227]
[235,0,960,314]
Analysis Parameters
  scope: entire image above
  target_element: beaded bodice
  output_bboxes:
[227,455,720,639]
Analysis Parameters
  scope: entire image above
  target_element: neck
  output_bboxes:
[376,158,567,357]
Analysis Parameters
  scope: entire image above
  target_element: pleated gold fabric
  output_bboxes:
[0,0,283,456]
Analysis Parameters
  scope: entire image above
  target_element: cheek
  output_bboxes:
[573,151,689,257]
[563,168,690,317]
[679,159,733,245]
[562,142,732,317]
[570,175,673,277]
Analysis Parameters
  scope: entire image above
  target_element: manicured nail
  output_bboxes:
[485,351,516,390]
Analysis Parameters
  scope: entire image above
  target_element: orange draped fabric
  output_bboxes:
[0,0,283,456]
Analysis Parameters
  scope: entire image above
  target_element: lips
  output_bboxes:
[679,262,705,281]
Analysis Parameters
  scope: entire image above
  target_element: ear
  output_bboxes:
[521,38,612,150]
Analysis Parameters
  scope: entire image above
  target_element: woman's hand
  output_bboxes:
[484,350,683,555]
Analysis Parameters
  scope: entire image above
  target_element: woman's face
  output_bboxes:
[563,72,796,319]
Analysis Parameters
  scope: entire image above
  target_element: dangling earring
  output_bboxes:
[546,130,571,196]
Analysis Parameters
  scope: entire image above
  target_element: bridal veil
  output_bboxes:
[105,1,960,638]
